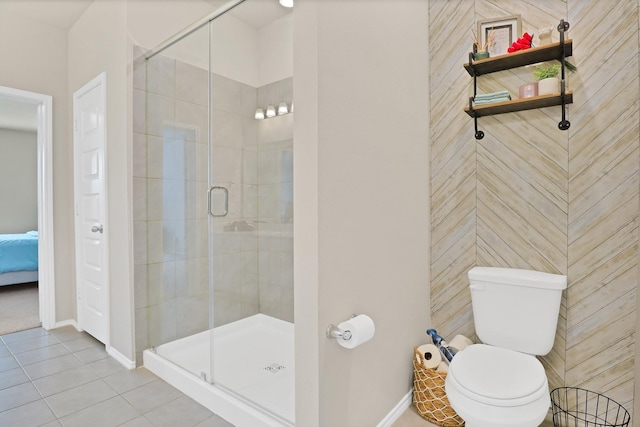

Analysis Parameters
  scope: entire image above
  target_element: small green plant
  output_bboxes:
[533,64,561,80]
[533,60,577,80]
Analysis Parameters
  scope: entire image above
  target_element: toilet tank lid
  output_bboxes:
[468,267,567,290]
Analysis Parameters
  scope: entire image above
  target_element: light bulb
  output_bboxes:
[266,105,276,118]
[279,0,293,7]
[277,101,289,115]
[254,108,265,120]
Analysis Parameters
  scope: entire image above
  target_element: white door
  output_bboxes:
[73,73,108,344]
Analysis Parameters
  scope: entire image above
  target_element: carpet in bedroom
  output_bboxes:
[0,282,40,335]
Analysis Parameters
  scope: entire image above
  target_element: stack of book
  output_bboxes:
[474,90,511,105]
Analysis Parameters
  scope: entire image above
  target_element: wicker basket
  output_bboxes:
[413,346,465,426]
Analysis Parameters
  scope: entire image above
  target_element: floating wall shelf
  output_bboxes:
[465,20,573,139]
[464,91,573,117]
[463,40,573,76]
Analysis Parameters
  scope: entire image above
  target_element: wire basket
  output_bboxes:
[551,387,631,427]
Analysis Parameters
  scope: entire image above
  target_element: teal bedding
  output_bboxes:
[0,232,38,274]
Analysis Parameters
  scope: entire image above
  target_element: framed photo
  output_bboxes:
[477,15,521,57]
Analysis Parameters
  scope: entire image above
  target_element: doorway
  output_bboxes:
[0,86,56,333]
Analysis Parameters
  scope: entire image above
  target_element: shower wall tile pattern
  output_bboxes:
[210,72,261,328]
[133,47,212,364]
[429,0,638,422]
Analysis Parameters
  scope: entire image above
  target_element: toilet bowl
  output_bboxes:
[445,344,550,427]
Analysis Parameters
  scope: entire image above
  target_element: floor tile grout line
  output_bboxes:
[42,374,187,425]
[2,329,89,394]
[0,328,128,425]
[0,328,68,422]
[0,328,51,347]
[4,334,62,357]
[49,379,139,424]
[0,327,226,427]
[19,351,87,383]
[14,343,74,366]
[35,331,151,421]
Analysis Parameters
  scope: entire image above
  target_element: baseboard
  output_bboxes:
[377,389,413,427]
[107,345,136,370]
[50,320,135,370]
[52,319,81,331]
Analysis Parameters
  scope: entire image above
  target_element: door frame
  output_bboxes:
[0,86,56,330]
[73,72,110,345]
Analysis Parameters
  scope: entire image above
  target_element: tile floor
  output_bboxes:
[0,326,233,427]
[0,325,441,427]
[392,405,439,427]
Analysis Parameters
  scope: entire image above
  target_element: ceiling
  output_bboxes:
[203,0,291,29]
[0,0,291,32]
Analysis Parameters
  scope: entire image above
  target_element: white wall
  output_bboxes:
[258,13,293,86]
[0,129,38,234]
[126,0,216,51]
[294,1,430,425]
[0,11,75,320]
[129,0,286,89]
[68,0,133,361]
[212,12,259,87]
[128,0,260,87]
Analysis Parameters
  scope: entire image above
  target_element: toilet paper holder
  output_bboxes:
[326,314,357,341]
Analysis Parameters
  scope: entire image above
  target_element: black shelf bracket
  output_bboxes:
[468,55,484,139]
[558,19,571,130]
[469,96,484,140]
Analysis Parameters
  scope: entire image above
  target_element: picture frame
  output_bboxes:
[477,15,522,57]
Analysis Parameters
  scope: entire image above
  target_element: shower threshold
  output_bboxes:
[144,314,294,427]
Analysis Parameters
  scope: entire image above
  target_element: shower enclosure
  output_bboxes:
[134,1,294,425]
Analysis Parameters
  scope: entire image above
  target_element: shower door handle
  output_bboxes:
[208,186,229,217]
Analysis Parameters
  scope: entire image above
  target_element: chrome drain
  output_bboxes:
[263,363,286,374]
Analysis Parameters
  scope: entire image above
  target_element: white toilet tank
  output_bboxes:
[468,267,567,356]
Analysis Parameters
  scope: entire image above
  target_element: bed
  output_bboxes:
[0,231,38,286]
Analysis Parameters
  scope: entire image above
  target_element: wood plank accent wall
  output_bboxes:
[566,0,638,414]
[429,0,638,421]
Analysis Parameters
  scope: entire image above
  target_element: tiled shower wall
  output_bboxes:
[132,46,293,365]
[429,0,638,422]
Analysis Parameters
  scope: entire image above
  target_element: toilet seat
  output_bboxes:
[447,344,548,406]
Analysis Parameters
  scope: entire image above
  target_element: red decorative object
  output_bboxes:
[507,32,533,53]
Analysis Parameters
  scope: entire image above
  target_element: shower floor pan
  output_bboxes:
[144,314,294,427]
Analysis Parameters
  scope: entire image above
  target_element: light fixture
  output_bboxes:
[279,0,293,8]
[277,101,289,115]
[254,101,294,120]
[266,104,276,118]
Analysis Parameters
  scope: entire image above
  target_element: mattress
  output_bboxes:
[0,232,38,274]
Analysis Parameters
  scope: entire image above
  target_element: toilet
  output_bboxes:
[445,267,567,427]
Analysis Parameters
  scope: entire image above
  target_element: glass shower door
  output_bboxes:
[142,1,295,423]
[145,22,213,378]
[208,1,295,423]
